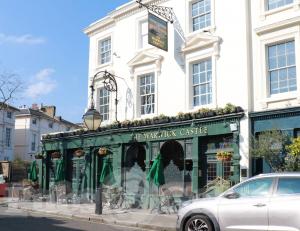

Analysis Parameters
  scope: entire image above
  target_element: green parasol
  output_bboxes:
[55,158,65,182]
[147,153,165,187]
[28,160,38,182]
[99,158,116,185]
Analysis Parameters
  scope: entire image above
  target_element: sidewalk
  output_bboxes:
[3,199,177,231]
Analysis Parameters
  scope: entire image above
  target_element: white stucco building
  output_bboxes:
[83,0,300,181]
[15,105,80,161]
[0,104,19,161]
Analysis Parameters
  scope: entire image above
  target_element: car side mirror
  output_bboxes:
[224,191,240,199]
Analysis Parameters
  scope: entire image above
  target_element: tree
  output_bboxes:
[0,71,22,110]
[285,137,300,171]
[251,130,287,172]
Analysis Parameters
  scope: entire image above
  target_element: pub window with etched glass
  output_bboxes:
[267,0,293,10]
[192,58,212,107]
[139,73,155,115]
[150,140,194,198]
[192,0,211,32]
[98,37,111,65]
[267,40,296,95]
[99,87,110,121]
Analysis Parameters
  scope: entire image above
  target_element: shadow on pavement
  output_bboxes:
[0,215,85,231]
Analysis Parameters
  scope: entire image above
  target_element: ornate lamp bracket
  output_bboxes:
[136,0,174,23]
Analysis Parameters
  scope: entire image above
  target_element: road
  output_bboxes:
[0,205,151,231]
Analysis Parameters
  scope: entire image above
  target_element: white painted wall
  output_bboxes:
[0,109,17,161]
[15,115,78,161]
[85,0,253,179]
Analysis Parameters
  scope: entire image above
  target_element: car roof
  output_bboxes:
[253,172,300,178]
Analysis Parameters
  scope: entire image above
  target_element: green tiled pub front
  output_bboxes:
[41,113,243,208]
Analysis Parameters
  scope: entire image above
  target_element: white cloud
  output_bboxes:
[0,33,45,45]
[25,68,57,99]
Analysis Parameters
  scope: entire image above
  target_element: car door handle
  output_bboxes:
[253,203,266,207]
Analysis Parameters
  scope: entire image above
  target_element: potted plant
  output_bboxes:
[51,151,61,159]
[98,147,108,156]
[121,120,131,128]
[224,103,236,114]
[74,149,85,157]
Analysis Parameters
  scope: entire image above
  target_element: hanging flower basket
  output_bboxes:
[51,152,61,159]
[74,149,85,157]
[98,147,107,156]
[216,151,233,161]
[34,153,44,159]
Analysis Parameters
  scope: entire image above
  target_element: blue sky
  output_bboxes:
[0,0,129,123]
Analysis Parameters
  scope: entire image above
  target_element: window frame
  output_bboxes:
[98,36,112,66]
[257,29,300,108]
[266,0,294,11]
[31,133,37,152]
[192,58,213,107]
[186,0,216,35]
[5,128,11,148]
[138,72,156,116]
[6,111,12,119]
[98,87,110,122]
[32,118,37,125]
[267,40,297,95]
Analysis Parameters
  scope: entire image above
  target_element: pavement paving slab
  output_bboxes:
[3,199,177,231]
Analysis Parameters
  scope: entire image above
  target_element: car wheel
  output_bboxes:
[184,215,214,231]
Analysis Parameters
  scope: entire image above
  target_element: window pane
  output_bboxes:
[99,38,111,64]
[268,41,296,95]
[234,178,273,197]
[99,88,110,121]
[277,178,300,195]
[268,0,294,10]
[192,0,211,31]
[192,59,212,107]
[140,73,155,115]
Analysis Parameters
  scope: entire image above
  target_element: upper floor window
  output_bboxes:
[139,20,148,49]
[267,0,293,10]
[192,0,211,31]
[31,134,36,151]
[267,41,296,95]
[49,122,53,128]
[99,87,110,121]
[32,118,37,125]
[140,73,155,115]
[7,111,12,119]
[5,128,11,147]
[192,59,212,106]
[98,37,111,65]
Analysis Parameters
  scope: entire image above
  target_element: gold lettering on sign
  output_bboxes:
[134,127,208,141]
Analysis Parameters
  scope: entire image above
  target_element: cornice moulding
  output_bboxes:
[84,0,170,36]
[255,16,300,35]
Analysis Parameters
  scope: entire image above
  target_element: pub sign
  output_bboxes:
[148,13,168,51]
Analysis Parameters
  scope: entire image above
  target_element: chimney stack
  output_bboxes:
[40,105,56,118]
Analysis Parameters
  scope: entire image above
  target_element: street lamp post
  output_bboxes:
[82,70,119,215]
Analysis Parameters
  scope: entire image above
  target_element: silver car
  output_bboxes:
[177,173,300,231]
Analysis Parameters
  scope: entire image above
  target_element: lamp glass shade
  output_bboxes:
[83,108,101,130]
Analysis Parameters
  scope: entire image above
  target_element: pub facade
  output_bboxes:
[40,0,255,206]
[41,109,243,207]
